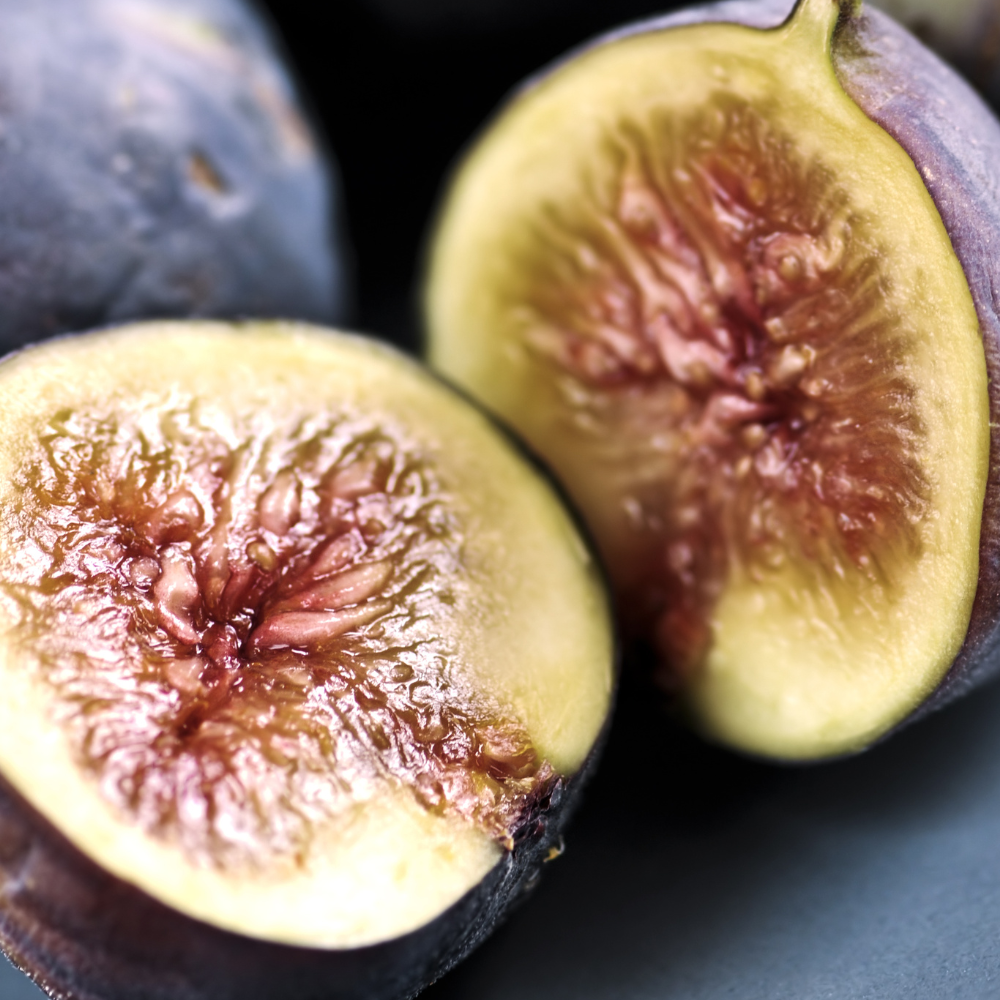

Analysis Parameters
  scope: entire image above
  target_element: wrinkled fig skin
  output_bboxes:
[524,0,1000,745]
[0,0,347,350]
[0,742,601,1000]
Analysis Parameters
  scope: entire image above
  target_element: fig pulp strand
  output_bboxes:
[523,94,927,680]
[7,398,553,870]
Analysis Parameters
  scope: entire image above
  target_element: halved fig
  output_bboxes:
[0,322,613,999]
[425,0,1000,759]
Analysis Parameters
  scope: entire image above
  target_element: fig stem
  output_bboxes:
[783,0,852,54]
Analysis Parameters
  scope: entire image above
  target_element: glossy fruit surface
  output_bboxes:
[425,0,1000,758]
[0,0,348,351]
[0,321,613,999]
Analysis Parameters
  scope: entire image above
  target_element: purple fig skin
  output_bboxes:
[466,0,1000,748]
[0,748,601,1000]
[0,0,350,350]
[869,1,1000,115]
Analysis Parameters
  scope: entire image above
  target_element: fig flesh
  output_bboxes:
[425,0,1000,759]
[0,0,348,351]
[0,322,613,999]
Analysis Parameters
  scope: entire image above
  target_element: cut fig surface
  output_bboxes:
[0,322,612,997]
[426,0,991,758]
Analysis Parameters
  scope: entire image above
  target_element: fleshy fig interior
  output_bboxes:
[0,322,612,947]
[426,0,989,758]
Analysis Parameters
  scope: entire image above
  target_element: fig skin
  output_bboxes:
[0,0,348,351]
[0,321,614,1000]
[869,0,1000,106]
[424,0,1000,755]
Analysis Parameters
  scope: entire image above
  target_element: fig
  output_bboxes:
[0,322,613,999]
[0,0,348,352]
[425,0,1000,759]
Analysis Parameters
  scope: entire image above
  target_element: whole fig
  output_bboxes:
[0,0,349,350]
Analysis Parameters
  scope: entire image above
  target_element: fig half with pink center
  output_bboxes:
[0,322,613,999]
[425,0,1000,758]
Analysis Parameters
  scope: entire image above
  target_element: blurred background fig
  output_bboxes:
[424,0,1000,759]
[0,321,613,999]
[0,0,349,351]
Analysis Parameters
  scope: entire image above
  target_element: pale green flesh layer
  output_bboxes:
[0,322,614,945]
[426,0,989,758]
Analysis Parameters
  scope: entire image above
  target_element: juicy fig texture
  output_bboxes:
[0,322,613,1000]
[0,0,348,351]
[425,0,1000,758]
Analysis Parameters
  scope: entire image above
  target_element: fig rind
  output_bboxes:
[869,0,1000,108]
[424,0,1000,758]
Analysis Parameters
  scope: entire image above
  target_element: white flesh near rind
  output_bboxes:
[426,0,989,758]
[0,321,613,946]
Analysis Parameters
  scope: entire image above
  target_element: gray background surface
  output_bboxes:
[5,676,1000,999]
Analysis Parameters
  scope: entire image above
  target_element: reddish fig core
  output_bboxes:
[522,99,928,679]
[1,397,553,869]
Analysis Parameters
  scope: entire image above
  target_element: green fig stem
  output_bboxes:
[783,0,854,54]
